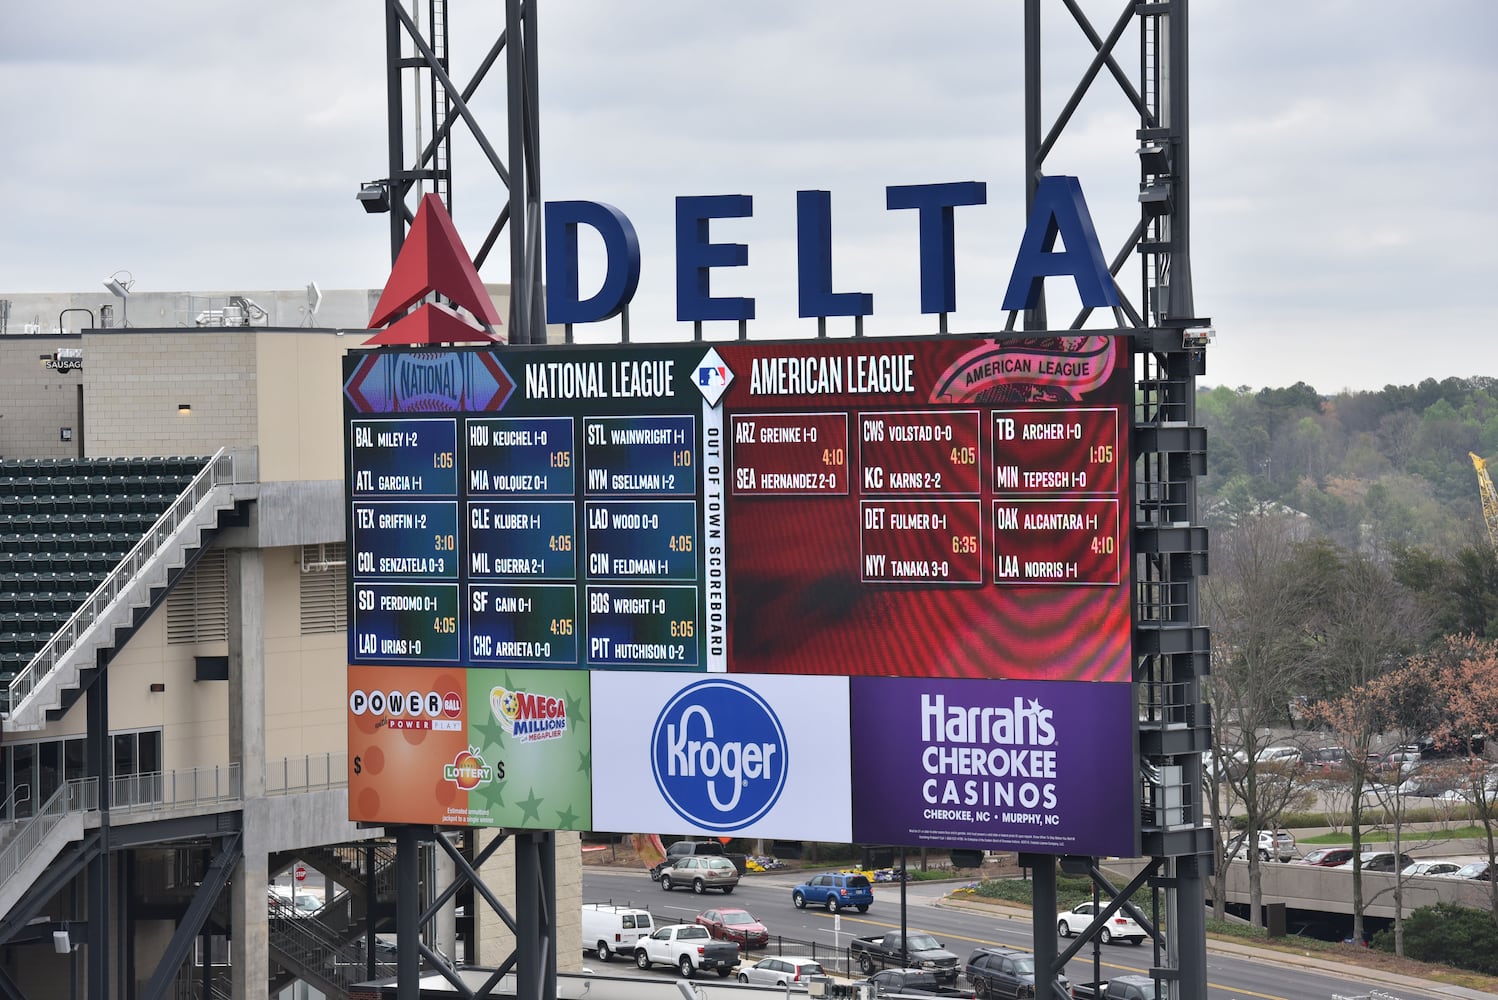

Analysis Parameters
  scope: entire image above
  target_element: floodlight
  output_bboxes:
[1182,326,1215,349]
[1138,182,1173,218]
[1137,141,1171,176]
[103,270,135,327]
[357,181,391,214]
[53,930,71,954]
[307,281,323,317]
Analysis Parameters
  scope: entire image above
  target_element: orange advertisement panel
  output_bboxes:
[347,665,592,828]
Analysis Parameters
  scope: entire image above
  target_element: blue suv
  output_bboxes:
[791,872,874,912]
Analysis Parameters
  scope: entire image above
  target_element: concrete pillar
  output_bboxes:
[227,548,268,996]
[227,548,265,798]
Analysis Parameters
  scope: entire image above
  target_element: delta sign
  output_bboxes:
[345,176,1139,858]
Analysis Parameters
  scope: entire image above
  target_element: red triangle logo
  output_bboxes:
[367,193,504,335]
[364,302,501,346]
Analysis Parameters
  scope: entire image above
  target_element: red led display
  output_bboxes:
[719,335,1131,682]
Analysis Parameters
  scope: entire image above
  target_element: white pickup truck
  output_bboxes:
[633,924,740,977]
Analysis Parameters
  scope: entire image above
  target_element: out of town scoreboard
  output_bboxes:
[343,335,1137,855]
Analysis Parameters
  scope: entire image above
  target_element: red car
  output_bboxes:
[696,908,770,950]
[1298,847,1355,868]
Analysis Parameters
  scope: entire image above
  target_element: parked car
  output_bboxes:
[268,886,322,917]
[1057,901,1146,945]
[1073,973,1160,999]
[791,872,874,912]
[633,924,740,977]
[1252,746,1302,769]
[290,894,324,916]
[1399,772,1465,797]
[581,902,653,961]
[1415,733,1487,759]
[1297,847,1356,868]
[964,946,1069,999]
[1208,747,1249,781]
[1448,861,1497,881]
[1301,746,1351,773]
[695,908,769,950]
[659,855,740,894]
[1333,851,1413,873]
[737,957,825,988]
[1403,860,1464,878]
[865,969,972,999]
[1369,746,1421,780]
[1436,766,1498,805]
[1224,830,1296,863]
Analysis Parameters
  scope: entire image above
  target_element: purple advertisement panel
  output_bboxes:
[850,677,1136,857]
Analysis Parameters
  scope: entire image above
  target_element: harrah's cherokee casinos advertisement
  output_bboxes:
[850,677,1136,857]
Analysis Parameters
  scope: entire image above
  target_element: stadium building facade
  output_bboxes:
[0,287,582,999]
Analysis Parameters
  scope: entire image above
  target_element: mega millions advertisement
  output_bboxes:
[344,335,1136,855]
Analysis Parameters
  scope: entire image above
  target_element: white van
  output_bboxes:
[580,903,653,962]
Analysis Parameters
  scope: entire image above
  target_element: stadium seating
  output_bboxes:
[0,457,211,689]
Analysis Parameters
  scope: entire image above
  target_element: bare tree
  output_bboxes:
[1301,546,1428,944]
[1425,634,1498,924]
[1357,661,1445,956]
[1202,513,1322,926]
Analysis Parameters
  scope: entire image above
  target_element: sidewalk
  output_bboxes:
[935,893,1497,1000]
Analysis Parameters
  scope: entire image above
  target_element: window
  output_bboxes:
[38,742,61,805]
[65,738,86,783]
[10,744,35,819]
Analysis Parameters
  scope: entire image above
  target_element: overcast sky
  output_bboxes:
[2,2,1493,393]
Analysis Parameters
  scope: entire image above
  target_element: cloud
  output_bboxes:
[1,1,1494,390]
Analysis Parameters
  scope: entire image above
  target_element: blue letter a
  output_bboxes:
[1001,176,1118,312]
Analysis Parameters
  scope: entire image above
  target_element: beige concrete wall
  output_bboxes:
[0,334,85,458]
[476,832,584,972]
[255,331,355,484]
[8,544,349,776]
[262,546,347,759]
[81,329,259,457]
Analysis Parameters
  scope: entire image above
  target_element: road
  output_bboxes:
[582,867,1459,1000]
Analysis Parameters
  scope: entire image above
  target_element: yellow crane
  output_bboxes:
[1473,452,1498,557]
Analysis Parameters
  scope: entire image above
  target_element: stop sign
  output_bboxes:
[294,865,307,882]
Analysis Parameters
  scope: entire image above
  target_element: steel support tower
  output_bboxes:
[372,2,1212,998]
[378,0,546,344]
[1018,3,1212,998]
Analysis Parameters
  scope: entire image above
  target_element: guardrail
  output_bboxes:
[101,765,243,814]
[5,448,244,717]
[0,754,346,882]
[267,753,347,795]
[0,778,93,889]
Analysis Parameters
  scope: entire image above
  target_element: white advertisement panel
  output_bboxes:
[591,672,852,842]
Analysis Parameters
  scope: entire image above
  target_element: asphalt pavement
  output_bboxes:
[934,889,1498,1000]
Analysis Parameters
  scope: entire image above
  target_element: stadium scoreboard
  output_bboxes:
[343,335,1132,683]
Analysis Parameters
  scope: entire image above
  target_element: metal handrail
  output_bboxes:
[105,765,243,814]
[266,753,347,795]
[0,777,94,888]
[5,449,241,716]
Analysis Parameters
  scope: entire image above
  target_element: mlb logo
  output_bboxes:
[692,348,734,406]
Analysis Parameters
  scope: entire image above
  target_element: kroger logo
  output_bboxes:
[651,679,786,831]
